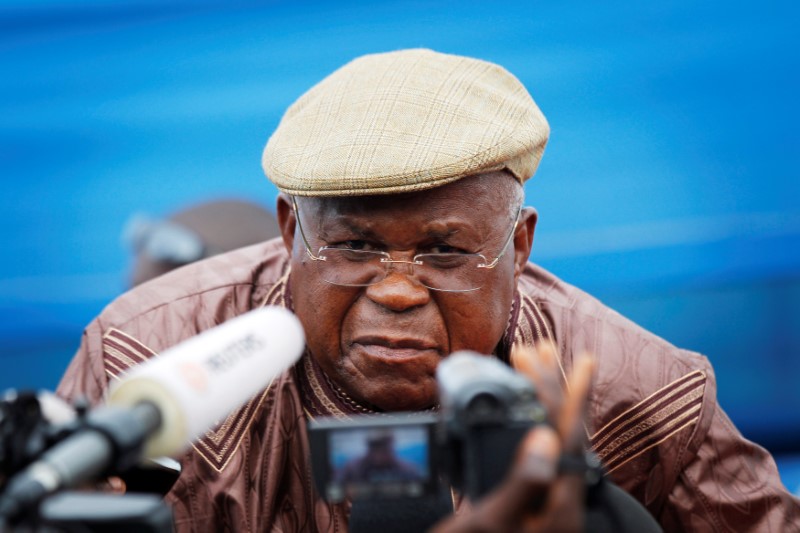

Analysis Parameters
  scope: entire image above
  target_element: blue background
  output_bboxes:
[1,0,798,486]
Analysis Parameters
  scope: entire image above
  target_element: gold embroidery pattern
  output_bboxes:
[604,414,701,474]
[527,298,569,388]
[259,268,290,309]
[325,375,377,415]
[591,372,705,450]
[193,383,274,473]
[102,328,157,379]
[194,272,291,471]
[513,294,573,399]
[512,293,538,348]
[590,370,706,473]
[597,388,702,460]
[302,354,348,419]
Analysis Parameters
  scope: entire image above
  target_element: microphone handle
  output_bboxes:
[0,402,161,521]
[0,431,112,521]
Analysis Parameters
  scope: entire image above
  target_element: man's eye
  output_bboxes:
[333,240,375,251]
[427,244,466,255]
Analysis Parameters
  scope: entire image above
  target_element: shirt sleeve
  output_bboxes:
[56,318,109,406]
[660,365,800,531]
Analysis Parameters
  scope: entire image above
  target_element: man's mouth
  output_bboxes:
[351,336,441,359]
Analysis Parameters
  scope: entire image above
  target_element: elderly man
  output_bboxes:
[58,49,799,531]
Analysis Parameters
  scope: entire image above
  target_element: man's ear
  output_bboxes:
[513,206,537,282]
[276,194,296,256]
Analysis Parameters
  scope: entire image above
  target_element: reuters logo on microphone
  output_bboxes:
[178,361,209,392]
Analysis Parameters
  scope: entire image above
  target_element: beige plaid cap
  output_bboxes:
[262,49,549,196]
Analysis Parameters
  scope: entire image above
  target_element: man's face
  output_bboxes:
[279,172,535,411]
[367,441,396,466]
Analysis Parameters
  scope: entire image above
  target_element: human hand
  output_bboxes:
[431,344,595,533]
[92,476,127,494]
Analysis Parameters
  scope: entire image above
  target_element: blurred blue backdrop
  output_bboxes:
[1,0,798,473]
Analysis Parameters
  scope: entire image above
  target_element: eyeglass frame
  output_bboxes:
[290,196,522,292]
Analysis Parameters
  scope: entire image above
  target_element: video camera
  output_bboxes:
[308,351,549,503]
[309,351,663,533]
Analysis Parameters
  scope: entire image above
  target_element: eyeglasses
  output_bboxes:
[291,197,520,293]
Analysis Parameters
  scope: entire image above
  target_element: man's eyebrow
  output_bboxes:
[318,216,464,241]
[423,227,461,240]
[317,217,374,239]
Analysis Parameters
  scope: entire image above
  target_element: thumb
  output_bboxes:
[485,425,562,522]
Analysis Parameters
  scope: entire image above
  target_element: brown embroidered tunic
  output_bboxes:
[57,238,800,532]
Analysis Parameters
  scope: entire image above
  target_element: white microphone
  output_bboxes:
[108,305,305,458]
[0,306,305,520]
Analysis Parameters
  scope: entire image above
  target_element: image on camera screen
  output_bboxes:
[327,424,430,500]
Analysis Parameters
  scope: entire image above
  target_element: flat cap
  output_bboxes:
[262,49,549,196]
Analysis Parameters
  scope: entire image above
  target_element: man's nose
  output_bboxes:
[365,271,430,311]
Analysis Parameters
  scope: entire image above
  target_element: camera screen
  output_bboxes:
[326,424,430,500]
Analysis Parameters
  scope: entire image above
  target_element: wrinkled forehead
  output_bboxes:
[297,171,522,223]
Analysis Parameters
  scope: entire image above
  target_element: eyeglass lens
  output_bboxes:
[317,249,484,291]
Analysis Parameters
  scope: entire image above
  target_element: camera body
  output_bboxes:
[308,351,547,502]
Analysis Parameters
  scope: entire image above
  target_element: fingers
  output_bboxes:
[517,424,560,482]
[510,343,564,425]
[492,426,563,530]
[559,352,594,454]
[84,476,127,494]
[431,425,562,533]
[481,425,562,521]
[530,474,585,533]
[509,342,535,378]
[519,412,588,533]
[106,476,127,494]
[434,346,595,533]
[511,344,595,454]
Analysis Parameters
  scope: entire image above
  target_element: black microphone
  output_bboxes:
[0,402,160,521]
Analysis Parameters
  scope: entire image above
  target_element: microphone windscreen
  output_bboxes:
[107,306,305,457]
